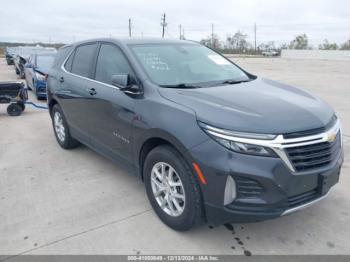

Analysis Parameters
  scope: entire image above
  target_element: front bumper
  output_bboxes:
[35,80,47,98]
[190,136,343,225]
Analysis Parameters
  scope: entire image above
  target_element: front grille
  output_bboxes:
[288,189,319,208]
[236,177,264,198]
[285,132,341,172]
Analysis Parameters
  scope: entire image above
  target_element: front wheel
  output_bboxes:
[51,104,80,149]
[144,145,203,231]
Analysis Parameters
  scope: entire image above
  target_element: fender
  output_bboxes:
[133,128,198,178]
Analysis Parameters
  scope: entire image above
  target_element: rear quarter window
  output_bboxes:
[64,51,74,72]
[52,45,73,69]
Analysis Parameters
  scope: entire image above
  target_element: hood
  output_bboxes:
[35,68,48,75]
[159,78,334,134]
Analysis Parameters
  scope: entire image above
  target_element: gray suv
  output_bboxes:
[47,38,343,231]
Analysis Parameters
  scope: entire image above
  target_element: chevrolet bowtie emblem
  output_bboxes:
[326,132,337,142]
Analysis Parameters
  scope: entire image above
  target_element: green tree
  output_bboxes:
[340,40,350,50]
[289,34,309,49]
[279,43,288,50]
[226,31,249,52]
[319,39,338,50]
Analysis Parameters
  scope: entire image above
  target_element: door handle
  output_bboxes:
[86,87,97,96]
[59,77,64,83]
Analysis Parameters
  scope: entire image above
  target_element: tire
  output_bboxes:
[144,145,203,231]
[7,103,23,116]
[15,68,20,75]
[51,104,80,149]
[35,88,40,100]
[17,102,25,111]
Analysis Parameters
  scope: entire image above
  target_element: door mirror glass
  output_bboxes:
[111,74,129,88]
[111,74,141,94]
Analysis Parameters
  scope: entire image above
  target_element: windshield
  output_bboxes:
[36,55,55,70]
[130,43,250,87]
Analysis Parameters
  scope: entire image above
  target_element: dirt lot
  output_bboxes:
[0,57,349,257]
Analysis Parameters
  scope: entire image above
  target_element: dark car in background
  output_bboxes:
[24,52,56,99]
[5,47,16,65]
[13,47,33,78]
[47,38,343,231]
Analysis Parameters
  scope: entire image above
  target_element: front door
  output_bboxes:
[87,43,137,162]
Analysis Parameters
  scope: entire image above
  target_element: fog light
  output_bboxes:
[224,176,236,205]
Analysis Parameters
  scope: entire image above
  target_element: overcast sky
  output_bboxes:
[1,0,349,46]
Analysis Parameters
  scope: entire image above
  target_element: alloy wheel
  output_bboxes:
[150,162,186,217]
[54,111,66,142]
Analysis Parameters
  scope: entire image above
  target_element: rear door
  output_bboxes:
[59,43,99,141]
[87,43,137,162]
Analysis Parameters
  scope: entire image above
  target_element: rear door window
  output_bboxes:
[71,43,98,78]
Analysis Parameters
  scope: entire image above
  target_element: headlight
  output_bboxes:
[35,72,46,81]
[199,122,277,157]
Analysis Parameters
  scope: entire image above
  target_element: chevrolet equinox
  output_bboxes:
[47,38,343,231]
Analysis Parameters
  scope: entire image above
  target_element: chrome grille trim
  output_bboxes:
[205,119,342,172]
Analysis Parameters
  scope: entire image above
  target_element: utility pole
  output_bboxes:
[128,18,132,37]
[182,27,185,40]
[211,24,214,47]
[179,24,182,39]
[254,22,257,53]
[161,13,167,38]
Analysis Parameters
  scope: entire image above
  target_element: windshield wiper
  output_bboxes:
[159,83,201,89]
[218,79,251,85]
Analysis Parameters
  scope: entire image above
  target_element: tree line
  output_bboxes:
[200,32,350,54]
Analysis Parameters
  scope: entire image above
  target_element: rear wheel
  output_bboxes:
[7,103,23,116]
[144,145,203,231]
[51,104,80,149]
[35,88,40,100]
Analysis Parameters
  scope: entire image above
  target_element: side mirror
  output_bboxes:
[111,74,129,88]
[111,74,141,94]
